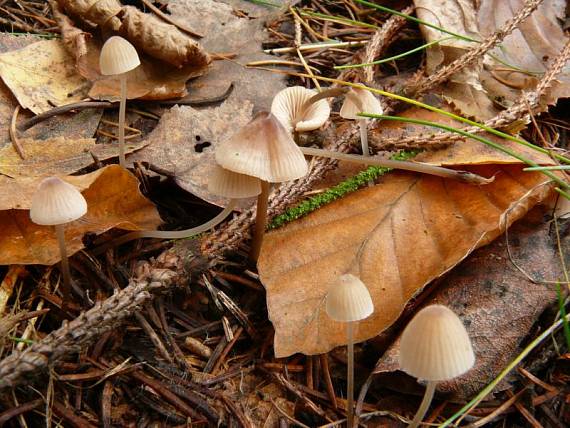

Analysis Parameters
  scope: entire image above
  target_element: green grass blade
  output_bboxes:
[335,37,454,70]
[300,10,378,29]
[353,0,479,43]
[556,283,570,350]
[360,113,569,189]
[524,165,570,171]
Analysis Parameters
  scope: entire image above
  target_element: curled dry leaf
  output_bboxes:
[257,166,553,357]
[0,39,89,114]
[414,0,570,119]
[55,0,210,69]
[373,207,564,400]
[128,98,254,208]
[0,165,161,265]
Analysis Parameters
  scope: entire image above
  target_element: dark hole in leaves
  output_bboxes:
[194,142,211,153]
[195,135,201,141]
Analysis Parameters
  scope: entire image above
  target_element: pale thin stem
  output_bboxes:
[93,200,237,254]
[54,224,71,302]
[249,181,270,262]
[358,119,369,156]
[347,321,355,428]
[300,147,493,185]
[118,74,127,168]
[408,380,437,428]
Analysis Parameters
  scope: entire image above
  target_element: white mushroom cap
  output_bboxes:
[399,305,475,382]
[326,274,374,322]
[30,177,88,226]
[215,111,308,183]
[208,165,262,199]
[271,86,331,132]
[99,36,141,75]
[340,87,383,120]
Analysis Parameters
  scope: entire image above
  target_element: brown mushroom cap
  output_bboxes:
[340,87,383,120]
[208,165,262,199]
[215,111,308,183]
[271,86,331,132]
[30,177,88,226]
[399,305,475,381]
[326,274,374,322]
[99,36,141,76]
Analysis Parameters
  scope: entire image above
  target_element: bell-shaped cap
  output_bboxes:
[99,36,141,75]
[208,165,262,199]
[326,274,374,322]
[271,86,331,132]
[215,111,308,183]
[30,177,88,226]
[340,87,383,120]
[399,305,475,382]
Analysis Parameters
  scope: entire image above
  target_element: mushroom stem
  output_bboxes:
[294,87,348,128]
[347,321,355,428]
[408,380,437,428]
[250,180,270,262]
[358,119,369,156]
[118,73,128,168]
[300,147,493,185]
[54,223,71,302]
[93,200,237,254]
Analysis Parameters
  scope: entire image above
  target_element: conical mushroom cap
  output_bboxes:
[30,177,88,226]
[340,88,383,120]
[326,274,374,322]
[215,111,308,183]
[399,305,475,381]
[208,165,262,199]
[271,86,331,132]
[100,36,141,75]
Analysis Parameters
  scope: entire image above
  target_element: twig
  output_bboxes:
[140,0,203,38]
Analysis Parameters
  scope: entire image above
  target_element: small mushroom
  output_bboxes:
[340,87,383,156]
[216,111,308,261]
[326,274,374,428]
[271,86,332,141]
[399,305,475,428]
[99,36,141,168]
[30,177,88,303]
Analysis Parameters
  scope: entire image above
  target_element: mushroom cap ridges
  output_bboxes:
[99,36,141,75]
[208,165,262,199]
[30,177,88,226]
[326,274,374,322]
[215,111,308,183]
[340,87,383,120]
[271,86,331,132]
[399,305,475,381]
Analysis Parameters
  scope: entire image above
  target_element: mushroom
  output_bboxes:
[340,87,383,156]
[399,305,475,428]
[215,111,308,261]
[325,274,374,427]
[99,36,141,168]
[93,165,260,252]
[30,177,88,303]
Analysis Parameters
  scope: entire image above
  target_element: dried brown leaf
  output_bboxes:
[373,207,564,400]
[257,166,553,357]
[128,98,254,208]
[0,39,89,114]
[414,0,570,119]
[168,0,287,109]
[0,165,161,265]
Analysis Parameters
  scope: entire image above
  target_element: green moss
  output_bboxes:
[269,150,417,229]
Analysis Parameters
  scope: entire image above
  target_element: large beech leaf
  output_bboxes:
[0,165,161,265]
[257,165,553,357]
